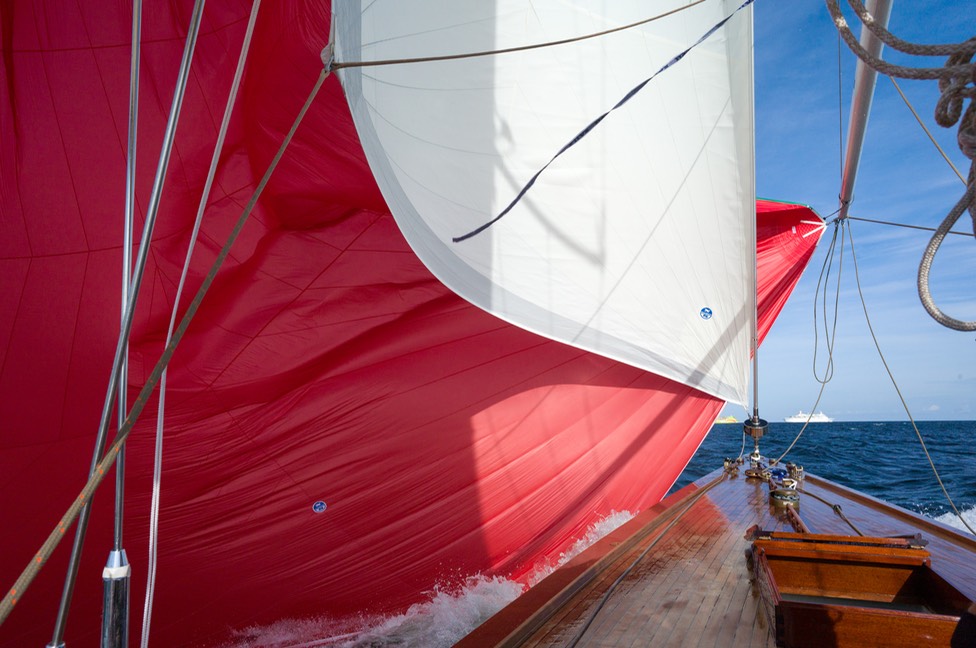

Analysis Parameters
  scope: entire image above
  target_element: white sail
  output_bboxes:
[333,0,756,404]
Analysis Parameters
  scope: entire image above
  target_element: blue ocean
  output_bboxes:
[673,420,976,526]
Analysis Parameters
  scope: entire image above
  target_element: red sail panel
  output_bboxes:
[757,200,825,344]
[0,2,822,646]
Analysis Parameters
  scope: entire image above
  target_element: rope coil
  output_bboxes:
[827,0,976,331]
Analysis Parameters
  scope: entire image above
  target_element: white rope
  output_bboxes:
[917,180,976,331]
[141,2,262,645]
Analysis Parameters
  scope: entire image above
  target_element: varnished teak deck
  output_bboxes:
[457,469,976,647]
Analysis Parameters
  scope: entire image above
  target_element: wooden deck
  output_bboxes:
[457,467,976,647]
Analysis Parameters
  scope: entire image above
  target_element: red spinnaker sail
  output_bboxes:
[0,2,822,645]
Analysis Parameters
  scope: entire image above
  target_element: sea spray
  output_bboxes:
[528,509,635,586]
[224,575,522,648]
[222,509,635,647]
[225,615,367,647]
[935,506,976,536]
[340,575,524,647]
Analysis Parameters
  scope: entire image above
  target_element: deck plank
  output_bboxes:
[457,467,976,647]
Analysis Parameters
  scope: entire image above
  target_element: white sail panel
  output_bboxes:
[333,0,756,404]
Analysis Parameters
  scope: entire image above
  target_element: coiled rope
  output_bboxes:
[826,0,976,331]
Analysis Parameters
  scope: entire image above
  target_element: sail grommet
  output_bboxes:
[312,501,328,514]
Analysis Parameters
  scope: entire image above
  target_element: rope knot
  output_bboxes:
[935,48,975,128]
[958,111,976,160]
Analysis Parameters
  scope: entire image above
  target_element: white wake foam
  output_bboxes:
[528,509,635,586]
[341,575,524,648]
[934,505,976,535]
[224,575,523,648]
[222,509,635,647]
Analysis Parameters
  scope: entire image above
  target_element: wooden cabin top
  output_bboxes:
[457,466,976,647]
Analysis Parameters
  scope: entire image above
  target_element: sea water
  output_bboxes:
[225,420,975,647]
[673,420,976,528]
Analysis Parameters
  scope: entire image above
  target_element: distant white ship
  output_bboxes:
[784,411,833,423]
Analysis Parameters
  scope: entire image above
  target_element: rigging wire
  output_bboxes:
[330,0,709,71]
[774,216,842,465]
[139,3,263,646]
[889,77,967,185]
[49,1,208,643]
[0,62,332,633]
[845,225,976,535]
[845,215,974,237]
[815,213,844,386]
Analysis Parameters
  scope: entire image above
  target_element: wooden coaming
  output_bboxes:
[751,531,969,647]
[457,468,976,647]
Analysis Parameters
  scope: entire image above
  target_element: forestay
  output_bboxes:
[333,0,756,404]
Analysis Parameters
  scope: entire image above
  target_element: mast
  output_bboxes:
[744,1,766,460]
[838,0,893,220]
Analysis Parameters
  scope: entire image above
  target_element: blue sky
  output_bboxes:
[724,0,976,421]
